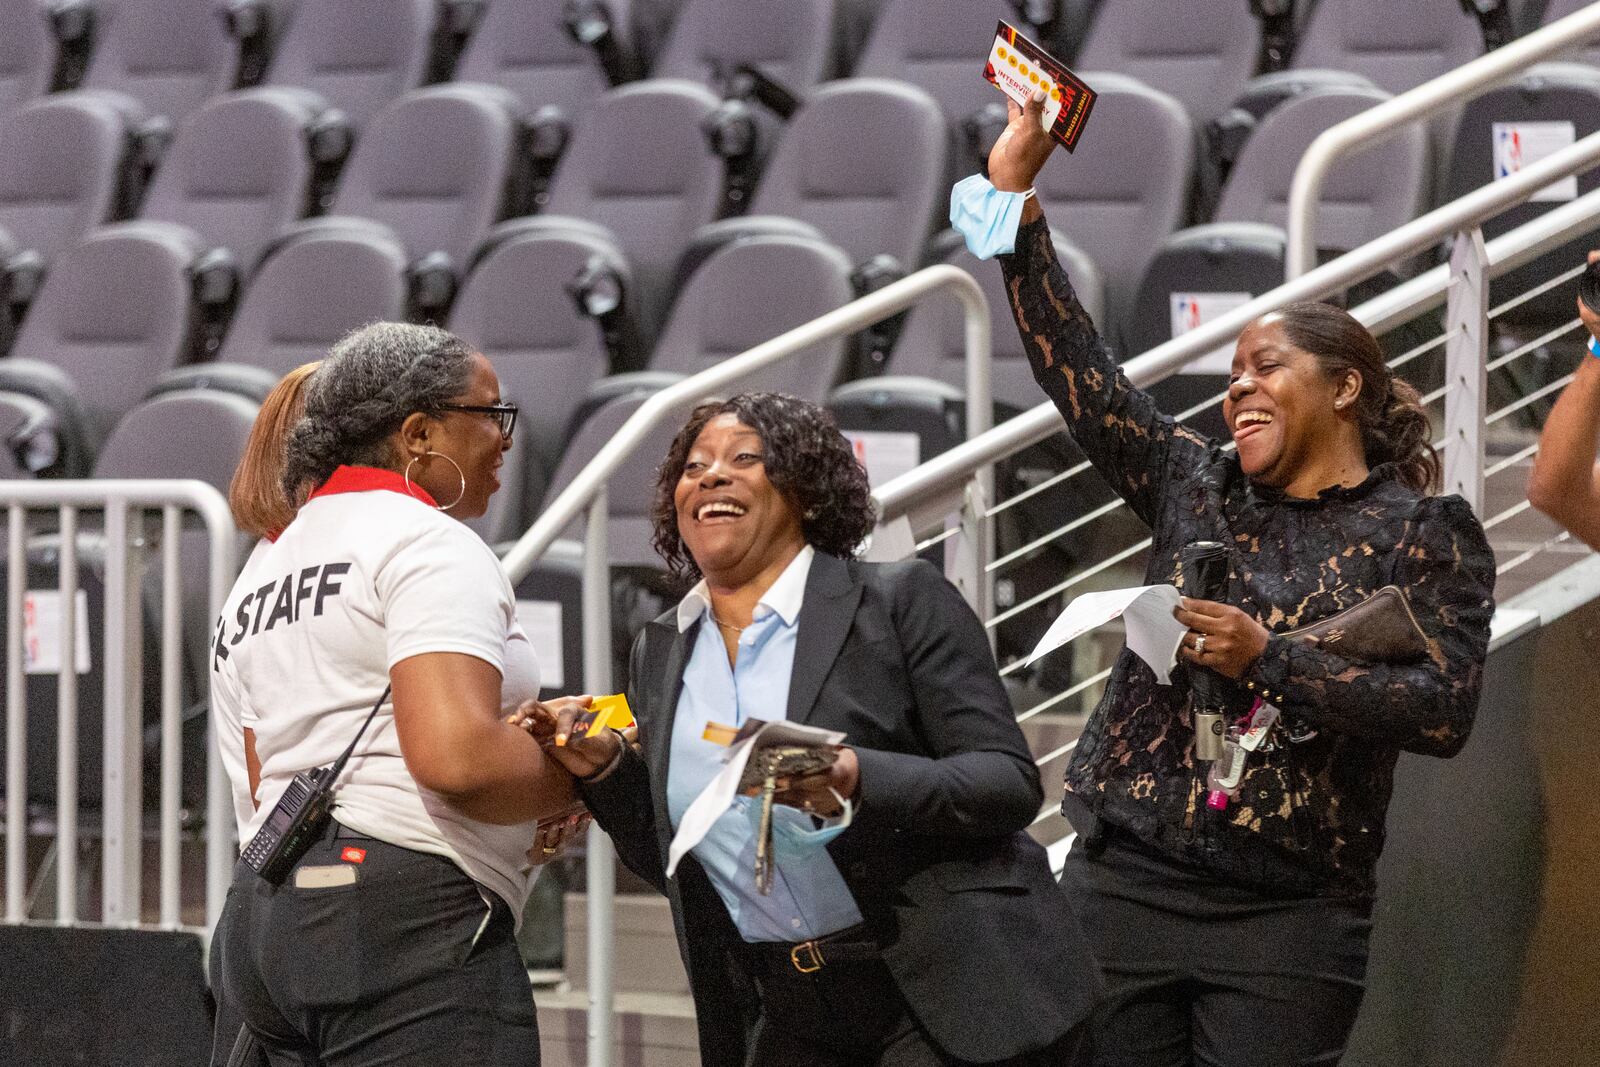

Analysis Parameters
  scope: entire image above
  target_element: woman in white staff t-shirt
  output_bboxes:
[209,324,578,1067]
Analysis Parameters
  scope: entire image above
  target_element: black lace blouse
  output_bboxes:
[999,217,1496,897]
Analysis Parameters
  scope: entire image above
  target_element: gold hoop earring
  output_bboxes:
[404,450,466,511]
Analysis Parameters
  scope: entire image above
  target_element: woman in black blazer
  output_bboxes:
[521,393,1100,1066]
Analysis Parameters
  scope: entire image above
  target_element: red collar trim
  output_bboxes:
[307,465,437,509]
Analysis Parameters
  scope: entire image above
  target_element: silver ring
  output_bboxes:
[1195,634,1207,656]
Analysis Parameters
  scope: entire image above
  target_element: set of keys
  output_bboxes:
[1197,699,1282,811]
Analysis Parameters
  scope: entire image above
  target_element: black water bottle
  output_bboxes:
[1180,541,1230,761]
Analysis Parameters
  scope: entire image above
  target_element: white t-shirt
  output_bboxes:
[209,472,542,911]
[210,539,271,844]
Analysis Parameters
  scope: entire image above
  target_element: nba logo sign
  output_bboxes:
[1495,126,1523,179]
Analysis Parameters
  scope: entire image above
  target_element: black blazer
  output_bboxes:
[581,552,1102,1065]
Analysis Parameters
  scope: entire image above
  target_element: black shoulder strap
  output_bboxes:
[326,685,393,782]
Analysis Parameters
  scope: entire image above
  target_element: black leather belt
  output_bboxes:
[742,924,880,974]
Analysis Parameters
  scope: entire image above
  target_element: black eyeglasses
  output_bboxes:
[441,402,518,438]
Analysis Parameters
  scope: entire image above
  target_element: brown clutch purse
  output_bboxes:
[1280,585,1429,665]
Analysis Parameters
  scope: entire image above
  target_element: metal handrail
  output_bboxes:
[501,264,993,583]
[1285,2,1600,278]
[876,138,1600,523]
[0,479,237,930]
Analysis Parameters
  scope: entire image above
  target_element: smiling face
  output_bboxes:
[411,351,509,518]
[1223,316,1360,490]
[672,413,806,588]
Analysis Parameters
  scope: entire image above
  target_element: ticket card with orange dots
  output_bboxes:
[983,21,1097,152]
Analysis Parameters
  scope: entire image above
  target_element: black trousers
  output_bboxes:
[211,822,539,1067]
[738,935,1091,1066]
[1060,829,1372,1067]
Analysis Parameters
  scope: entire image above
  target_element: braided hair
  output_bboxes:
[280,322,474,500]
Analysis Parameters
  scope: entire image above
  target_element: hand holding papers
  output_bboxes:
[666,719,846,890]
[1025,585,1188,684]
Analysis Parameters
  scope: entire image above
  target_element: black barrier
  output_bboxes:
[0,924,212,1066]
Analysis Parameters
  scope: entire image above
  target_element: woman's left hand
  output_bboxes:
[767,747,860,818]
[1174,598,1270,679]
[527,806,592,865]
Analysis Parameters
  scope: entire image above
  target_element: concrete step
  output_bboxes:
[536,988,700,1067]
[563,891,689,997]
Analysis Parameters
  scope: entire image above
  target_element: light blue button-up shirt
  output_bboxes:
[665,546,865,943]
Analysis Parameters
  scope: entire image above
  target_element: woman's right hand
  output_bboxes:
[508,695,621,779]
[987,88,1058,194]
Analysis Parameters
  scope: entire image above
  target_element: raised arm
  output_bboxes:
[989,95,1210,526]
[1243,496,1496,757]
[1528,259,1600,550]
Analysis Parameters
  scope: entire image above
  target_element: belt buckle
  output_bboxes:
[789,939,825,974]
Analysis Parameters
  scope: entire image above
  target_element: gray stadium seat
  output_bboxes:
[1075,0,1263,124]
[138,88,329,274]
[1031,72,1196,350]
[1278,0,1485,98]
[0,93,134,265]
[694,79,948,279]
[0,0,54,114]
[1446,62,1600,330]
[455,0,630,129]
[262,0,438,132]
[78,0,240,129]
[542,233,855,564]
[527,80,725,343]
[853,0,1051,180]
[310,83,526,276]
[651,0,837,95]
[449,221,630,543]
[0,222,207,454]
[1541,0,1600,65]
[212,224,409,377]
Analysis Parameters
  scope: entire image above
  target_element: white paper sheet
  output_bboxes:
[23,590,91,675]
[844,430,921,488]
[1170,293,1252,374]
[665,719,846,879]
[1024,584,1186,684]
[1493,121,1578,203]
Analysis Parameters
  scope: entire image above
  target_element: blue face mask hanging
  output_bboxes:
[949,174,1035,260]
[742,791,853,865]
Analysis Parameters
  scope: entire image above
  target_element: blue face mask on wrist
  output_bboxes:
[949,174,1032,260]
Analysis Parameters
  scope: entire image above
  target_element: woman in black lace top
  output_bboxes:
[986,95,1495,1065]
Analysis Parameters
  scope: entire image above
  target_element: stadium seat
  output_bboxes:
[77,0,240,129]
[298,83,526,290]
[524,80,725,345]
[211,224,409,378]
[0,0,54,114]
[651,0,837,97]
[1074,0,1263,125]
[690,79,948,285]
[542,233,855,564]
[1446,62,1600,331]
[138,88,333,276]
[0,93,137,271]
[1127,86,1428,430]
[1031,72,1196,350]
[1540,0,1600,65]
[1279,0,1486,97]
[261,0,439,132]
[0,222,209,459]
[853,0,1051,181]
[449,221,629,543]
[455,0,634,137]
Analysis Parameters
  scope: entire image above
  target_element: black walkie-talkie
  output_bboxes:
[242,685,390,885]
[1180,542,1230,762]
